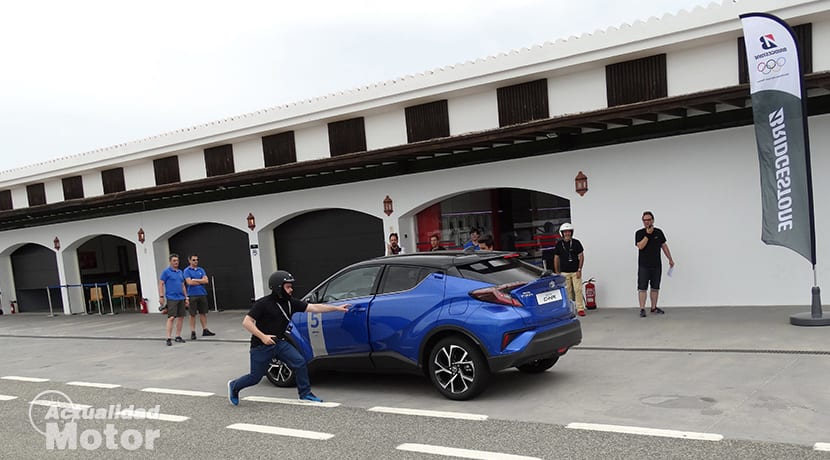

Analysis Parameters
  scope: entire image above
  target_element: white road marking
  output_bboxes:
[141,388,213,397]
[0,394,18,401]
[815,442,830,451]
[226,423,334,440]
[369,406,488,421]
[30,400,92,410]
[2,376,49,382]
[241,395,340,407]
[397,443,540,460]
[117,408,189,422]
[66,381,121,389]
[566,422,723,441]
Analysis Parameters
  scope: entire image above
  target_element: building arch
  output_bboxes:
[56,234,142,313]
[9,243,60,312]
[168,222,254,309]
[410,187,571,263]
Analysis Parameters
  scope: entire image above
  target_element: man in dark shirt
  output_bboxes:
[635,211,675,317]
[553,223,586,316]
[227,270,349,405]
[429,234,445,251]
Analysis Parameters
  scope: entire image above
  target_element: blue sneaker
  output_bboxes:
[227,380,239,406]
[299,393,323,403]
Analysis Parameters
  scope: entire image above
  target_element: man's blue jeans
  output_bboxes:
[229,340,311,398]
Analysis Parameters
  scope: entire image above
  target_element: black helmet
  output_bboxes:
[268,270,295,291]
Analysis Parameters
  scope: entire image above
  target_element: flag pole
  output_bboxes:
[739,12,826,326]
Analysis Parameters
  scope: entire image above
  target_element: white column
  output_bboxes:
[139,238,166,313]
[249,230,264,299]
[0,255,13,314]
[58,250,85,315]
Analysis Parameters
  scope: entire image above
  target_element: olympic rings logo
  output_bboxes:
[757,57,786,74]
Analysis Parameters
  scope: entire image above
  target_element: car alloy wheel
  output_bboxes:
[266,357,297,387]
[428,337,489,400]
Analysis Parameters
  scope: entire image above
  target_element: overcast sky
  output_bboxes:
[0,0,721,172]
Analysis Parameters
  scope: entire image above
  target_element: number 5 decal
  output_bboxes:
[307,312,327,357]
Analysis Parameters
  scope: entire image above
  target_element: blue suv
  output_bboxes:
[267,251,582,400]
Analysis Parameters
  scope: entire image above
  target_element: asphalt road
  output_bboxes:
[0,307,829,458]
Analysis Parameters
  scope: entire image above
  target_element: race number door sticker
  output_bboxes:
[307,312,328,357]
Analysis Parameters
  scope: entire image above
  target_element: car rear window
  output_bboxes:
[378,265,435,294]
[457,256,544,285]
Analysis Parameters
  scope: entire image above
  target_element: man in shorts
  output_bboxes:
[635,211,675,318]
[184,254,216,340]
[160,253,189,345]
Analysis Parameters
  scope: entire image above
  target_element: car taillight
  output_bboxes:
[470,282,523,306]
[501,332,517,350]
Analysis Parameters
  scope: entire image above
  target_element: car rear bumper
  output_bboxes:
[487,319,582,371]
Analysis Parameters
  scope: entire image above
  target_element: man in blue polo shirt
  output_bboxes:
[184,254,215,340]
[160,253,189,346]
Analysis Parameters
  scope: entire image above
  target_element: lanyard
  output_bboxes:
[275,299,292,322]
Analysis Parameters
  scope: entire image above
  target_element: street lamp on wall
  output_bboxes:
[575,171,588,196]
[53,237,60,251]
[137,228,145,244]
[247,213,256,231]
[383,196,393,216]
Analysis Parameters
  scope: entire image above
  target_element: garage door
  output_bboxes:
[274,209,384,297]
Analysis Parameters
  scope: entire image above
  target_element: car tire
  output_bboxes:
[428,336,490,401]
[516,356,559,373]
[266,357,297,387]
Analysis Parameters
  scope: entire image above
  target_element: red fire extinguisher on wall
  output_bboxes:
[584,278,597,310]
[10,300,17,314]
[139,298,148,314]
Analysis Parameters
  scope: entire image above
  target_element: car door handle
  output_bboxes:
[349,306,367,312]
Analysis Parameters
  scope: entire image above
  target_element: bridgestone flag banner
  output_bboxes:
[740,13,816,264]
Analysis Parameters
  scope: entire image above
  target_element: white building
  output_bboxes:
[1,0,829,314]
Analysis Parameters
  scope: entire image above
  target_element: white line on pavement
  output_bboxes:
[241,395,340,407]
[141,388,214,397]
[815,442,830,451]
[566,422,723,441]
[226,423,334,440]
[397,443,540,460]
[30,400,92,410]
[369,406,488,421]
[0,394,18,401]
[2,376,49,382]
[67,381,121,389]
[117,409,189,422]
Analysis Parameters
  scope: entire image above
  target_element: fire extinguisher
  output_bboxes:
[584,278,597,310]
[139,298,148,314]
[10,300,17,314]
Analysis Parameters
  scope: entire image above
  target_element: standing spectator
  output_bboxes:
[463,228,481,250]
[553,223,586,317]
[184,254,216,340]
[429,234,445,251]
[478,233,495,251]
[160,253,189,346]
[635,211,675,317]
[386,232,404,255]
[227,270,350,405]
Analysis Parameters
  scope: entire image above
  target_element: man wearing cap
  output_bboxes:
[227,270,350,405]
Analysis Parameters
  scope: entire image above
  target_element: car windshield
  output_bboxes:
[457,255,544,285]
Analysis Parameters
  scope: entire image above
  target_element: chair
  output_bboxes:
[125,283,139,310]
[111,284,126,311]
[88,287,103,314]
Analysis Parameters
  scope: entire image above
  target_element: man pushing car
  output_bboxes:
[227,270,350,405]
